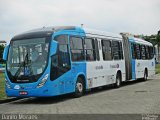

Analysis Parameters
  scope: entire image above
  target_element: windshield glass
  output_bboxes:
[7,37,50,83]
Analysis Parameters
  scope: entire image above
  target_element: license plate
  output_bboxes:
[19,91,28,95]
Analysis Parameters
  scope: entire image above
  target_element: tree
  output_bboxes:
[0,45,5,63]
[143,35,157,46]
[156,30,160,62]
[158,30,160,35]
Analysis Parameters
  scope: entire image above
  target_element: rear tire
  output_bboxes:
[114,73,121,88]
[143,70,148,81]
[74,77,85,97]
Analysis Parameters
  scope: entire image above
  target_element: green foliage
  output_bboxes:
[0,73,6,100]
[142,30,160,46]
[156,34,160,45]
[0,45,5,63]
[156,64,160,74]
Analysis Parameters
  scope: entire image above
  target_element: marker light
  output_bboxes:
[37,74,49,88]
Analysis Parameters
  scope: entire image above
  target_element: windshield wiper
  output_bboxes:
[14,53,29,79]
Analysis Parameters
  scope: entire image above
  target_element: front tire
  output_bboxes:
[74,77,85,97]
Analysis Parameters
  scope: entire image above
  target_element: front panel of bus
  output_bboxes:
[4,29,86,97]
[5,34,55,97]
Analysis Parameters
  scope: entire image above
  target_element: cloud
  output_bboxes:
[0,0,160,42]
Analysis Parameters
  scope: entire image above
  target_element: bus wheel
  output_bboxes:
[143,70,148,81]
[114,73,121,88]
[74,77,84,97]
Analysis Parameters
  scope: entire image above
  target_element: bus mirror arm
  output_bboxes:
[50,40,58,57]
[3,45,10,61]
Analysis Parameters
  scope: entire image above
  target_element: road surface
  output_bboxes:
[0,74,160,114]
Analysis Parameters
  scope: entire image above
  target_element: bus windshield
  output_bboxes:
[7,37,50,83]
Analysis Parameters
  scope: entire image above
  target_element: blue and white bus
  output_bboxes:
[3,26,155,97]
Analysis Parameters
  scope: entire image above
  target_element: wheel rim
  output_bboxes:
[116,75,121,87]
[144,72,147,80]
[77,82,83,93]
[117,77,120,86]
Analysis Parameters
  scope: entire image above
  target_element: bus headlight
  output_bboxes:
[5,79,11,89]
[37,74,49,88]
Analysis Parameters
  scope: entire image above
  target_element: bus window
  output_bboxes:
[50,35,71,80]
[141,45,146,60]
[149,46,154,59]
[95,39,100,61]
[136,44,141,59]
[70,36,84,61]
[131,43,136,59]
[54,35,68,44]
[145,46,150,59]
[101,40,112,60]
[119,42,123,59]
[112,41,121,60]
[84,38,97,61]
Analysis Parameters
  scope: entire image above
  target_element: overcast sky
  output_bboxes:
[0,0,160,42]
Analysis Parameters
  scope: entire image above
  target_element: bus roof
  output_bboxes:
[12,26,122,40]
[11,26,81,40]
[26,26,77,33]
[129,36,153,46]
[84,28,122,39]
[12,26,151,46]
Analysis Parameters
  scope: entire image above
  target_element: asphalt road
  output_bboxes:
[0,74,160,114]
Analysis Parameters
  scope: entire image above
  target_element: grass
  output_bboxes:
[0,73,6,100]
[156,64,160,74]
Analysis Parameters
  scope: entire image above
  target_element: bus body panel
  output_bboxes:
[86,60,126,88]
[71,62,87,89]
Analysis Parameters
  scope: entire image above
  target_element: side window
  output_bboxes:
[101,40,112,60]
[136,44,141,59]
[84,38,97,61]
[119,42,123,59]
[141,45,146,60]
[50,35,71,80]
[149,46,154,59]
[54,35,68,44]
[131,43,136,59]
[145,46,150,59]
[112,41,120,60]
[95,39,100,61]
[70,36,84,61]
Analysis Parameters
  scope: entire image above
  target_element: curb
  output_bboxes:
[0,97,21,104]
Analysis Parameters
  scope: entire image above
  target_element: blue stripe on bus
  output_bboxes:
[132,59,136,80]
[129,38,136,80]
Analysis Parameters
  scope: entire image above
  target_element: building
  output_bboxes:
[0,40,7,46]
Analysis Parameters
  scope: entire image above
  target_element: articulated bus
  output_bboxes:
[3,26,155,97]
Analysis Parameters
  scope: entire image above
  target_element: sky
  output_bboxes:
[0,0,160,42]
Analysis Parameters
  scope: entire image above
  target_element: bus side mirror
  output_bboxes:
[3,45,10,61]
[50,40,58,56]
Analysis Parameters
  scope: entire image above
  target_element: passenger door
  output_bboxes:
[50,35,71,94]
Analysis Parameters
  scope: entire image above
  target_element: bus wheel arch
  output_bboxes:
[114,70,122,88]
[74,74,86,97]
